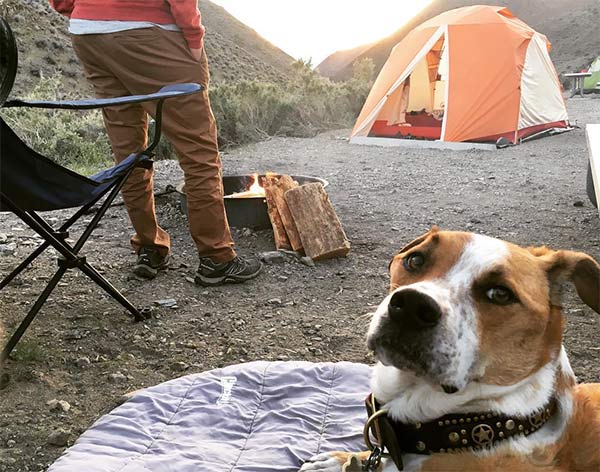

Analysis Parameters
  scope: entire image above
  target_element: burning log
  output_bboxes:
[225,173,265,199]
[284,182,351,261]
[263,174,303,251]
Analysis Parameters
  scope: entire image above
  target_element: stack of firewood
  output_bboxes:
[263,174,351,261]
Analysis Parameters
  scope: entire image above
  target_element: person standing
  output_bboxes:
[49,0,262,286]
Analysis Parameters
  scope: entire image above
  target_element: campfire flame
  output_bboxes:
[225,173,266,199]
[248,173,264,194]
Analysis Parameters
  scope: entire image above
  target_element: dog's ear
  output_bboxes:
[531,247,600,313]
[399,226,439,254]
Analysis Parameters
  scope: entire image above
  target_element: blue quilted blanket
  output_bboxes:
[48,361,372,472]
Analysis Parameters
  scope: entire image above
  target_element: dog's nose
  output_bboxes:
[388,289,442,329]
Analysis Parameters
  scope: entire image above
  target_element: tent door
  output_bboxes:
[375,36,447,133]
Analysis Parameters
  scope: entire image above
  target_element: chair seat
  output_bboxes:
[89,152,144,184]
[0,117,147,211]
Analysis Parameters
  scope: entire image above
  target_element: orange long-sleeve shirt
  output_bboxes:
[49,0,204,49]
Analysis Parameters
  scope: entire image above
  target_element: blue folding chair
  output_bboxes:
[0,17,203,362]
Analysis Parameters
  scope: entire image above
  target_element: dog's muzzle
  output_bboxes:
[367,288,448,381]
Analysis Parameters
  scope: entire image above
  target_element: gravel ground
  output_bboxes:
[0,97,599,471]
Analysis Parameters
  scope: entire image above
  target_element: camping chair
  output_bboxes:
[0,17,203,362]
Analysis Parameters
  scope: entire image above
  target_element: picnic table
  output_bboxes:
[564,72,592,97]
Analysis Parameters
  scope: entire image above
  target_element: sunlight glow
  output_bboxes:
[209,0,433,65]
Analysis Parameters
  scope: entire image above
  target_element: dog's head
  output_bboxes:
[367,227,599,394]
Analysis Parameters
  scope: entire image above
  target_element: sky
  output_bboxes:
[209,0,433,66]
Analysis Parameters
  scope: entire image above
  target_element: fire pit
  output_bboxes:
[176,174,328,229]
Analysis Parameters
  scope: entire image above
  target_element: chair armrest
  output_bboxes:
[2,83,203,110]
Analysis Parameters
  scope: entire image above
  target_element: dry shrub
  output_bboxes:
[210,58,375,148]
[1,58,375,169]
[0,75,112,175]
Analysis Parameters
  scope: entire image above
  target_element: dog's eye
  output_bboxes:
[485,286,515,305]
[404,252,425,272]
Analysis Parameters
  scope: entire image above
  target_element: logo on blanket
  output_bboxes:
[217,376,237,405]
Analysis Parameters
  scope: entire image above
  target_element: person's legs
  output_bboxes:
[74,28,235,261]
[137,42,262,284]
[73,28,260,284]
[70,34,171,272]
[142,47,237,263]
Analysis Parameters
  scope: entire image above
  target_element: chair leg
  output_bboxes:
[79,262,145,322]
[0,241,50,289]
[1,207,91,290]
[0,266,67,363]
[0,181,147,359]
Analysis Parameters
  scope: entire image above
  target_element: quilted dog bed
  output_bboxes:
[48,361,372,472]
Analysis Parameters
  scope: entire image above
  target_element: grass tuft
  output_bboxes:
[12,339,45,363]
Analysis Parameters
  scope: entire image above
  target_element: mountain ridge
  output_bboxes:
[2,0,295,97]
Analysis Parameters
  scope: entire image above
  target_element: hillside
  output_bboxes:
[1,0,295,98]
[318,0,600,82]
[315,42,374,78]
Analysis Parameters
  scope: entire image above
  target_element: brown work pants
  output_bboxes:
[71,28,236,262]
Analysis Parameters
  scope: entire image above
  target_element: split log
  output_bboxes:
[263,174,303,251]
[284,182,351,261]
[263,175,291,250]
[273,175,303,251]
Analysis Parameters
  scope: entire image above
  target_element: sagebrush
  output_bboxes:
[0,76,113,174]
[1,58,375,171]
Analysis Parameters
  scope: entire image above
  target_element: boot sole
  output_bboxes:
[133,260,169,279]
[194,265,263,287]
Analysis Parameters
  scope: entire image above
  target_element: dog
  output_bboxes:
[301,228,600,471]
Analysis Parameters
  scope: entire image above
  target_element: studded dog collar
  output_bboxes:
[363,393,558,470]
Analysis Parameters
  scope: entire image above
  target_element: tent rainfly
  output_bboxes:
[350,5,569,148]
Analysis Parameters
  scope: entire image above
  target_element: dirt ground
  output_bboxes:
[1,97,599,471]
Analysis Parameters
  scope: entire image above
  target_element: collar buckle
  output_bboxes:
[364,394,404,470]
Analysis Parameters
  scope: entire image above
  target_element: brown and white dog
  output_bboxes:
[301,228,600,471]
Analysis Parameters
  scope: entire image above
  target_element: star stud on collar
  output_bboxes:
[472,424,495,446]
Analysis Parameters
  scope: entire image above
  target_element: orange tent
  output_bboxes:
[350,5,569,147]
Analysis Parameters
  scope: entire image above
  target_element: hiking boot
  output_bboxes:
[133,246,169,279]
[195,255,263,286]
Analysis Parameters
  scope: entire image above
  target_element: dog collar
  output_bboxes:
[363,393,558,470]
